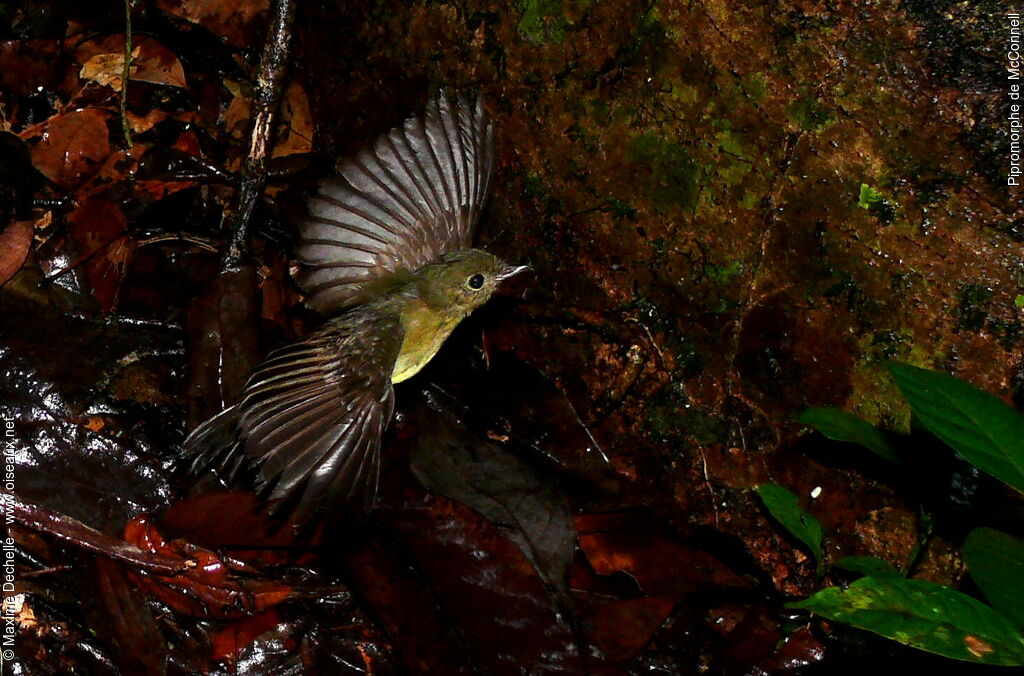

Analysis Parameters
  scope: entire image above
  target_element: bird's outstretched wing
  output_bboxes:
[294,90,496,314]
[183,311,402,523]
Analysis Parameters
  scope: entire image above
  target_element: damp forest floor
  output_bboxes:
[0,1,1022,674]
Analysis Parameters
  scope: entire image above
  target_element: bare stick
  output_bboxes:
[119,0,133,148]
[222,0,297,270]
[7,495,189,576]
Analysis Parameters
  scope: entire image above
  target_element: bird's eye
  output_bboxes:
[467,273,485,290]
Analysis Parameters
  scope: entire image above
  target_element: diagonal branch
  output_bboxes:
[7,494,189,576]
[223,0,297,270]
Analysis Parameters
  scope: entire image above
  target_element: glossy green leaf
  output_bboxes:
[799,407,898,461]
[790,576,1024,665]
[964,528,1024,630]
[831,555,902,579]
[756,483,823,565]
[887,363,1024,494]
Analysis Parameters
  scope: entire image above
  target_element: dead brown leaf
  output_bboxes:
[77,142,146,199]
[0,218,37,286]
[123,515,294,620]
[126,108,170,135]
[67,198,133,311]
[0,39,64,102]
[80,50,132,89]
[222,85,251,142]
[22,108,111,188]
[155,0,270,48]
[583,596,675,662]
[272,81,313,158]
[76,35,187,89]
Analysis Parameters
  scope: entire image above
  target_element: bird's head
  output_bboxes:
[412,249,527,317]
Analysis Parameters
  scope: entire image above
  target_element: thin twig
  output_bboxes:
[222,0,296,270]
[119,0,133,149]
[136,232,219,252]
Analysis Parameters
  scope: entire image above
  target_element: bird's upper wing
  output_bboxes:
[184,310,402,523]
[294,90,496,314]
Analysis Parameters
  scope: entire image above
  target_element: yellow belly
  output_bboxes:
[391,304,461,383]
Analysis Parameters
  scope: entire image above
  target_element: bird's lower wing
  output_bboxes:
[183,316,400,524]
[237,337,396,522]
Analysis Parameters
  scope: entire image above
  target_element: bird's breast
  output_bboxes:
[392,301,462,383]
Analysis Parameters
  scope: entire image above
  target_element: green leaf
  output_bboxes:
[858,183,884,209]
[832,555,902,579]
[756,483,823,565]
[789,576,1024,665]
[887,363,1024,494]
[964,528,1024,630]
[799,407,898,462]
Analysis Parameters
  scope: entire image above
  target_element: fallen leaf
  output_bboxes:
[576,513,749,596]
[341,535,476,674]
[0,39,63,101]
[272,82,313,158]
[0,218,35,285]
[210,610,282,662]
[80,49,134,89]
[258,251,303,336]
[76,142,147,200]
[761,626,826,671]
[0,299,179,532]
[76,35,187,88]
[583,596,675,662]
[222,88,251,141]
[172,129,202,156]
[126,108,170,134]
[160,492,313,566]
[377,491,585,674]
[156,0,270,48]
[407,388,577,605]
[708,603,786,672]
[91,558,170,675]
[67,198,133,311]
[124,515,295,619]
[23,108,110,188]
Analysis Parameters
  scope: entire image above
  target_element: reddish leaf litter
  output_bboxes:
[1,0,1017,674]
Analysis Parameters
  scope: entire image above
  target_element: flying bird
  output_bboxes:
[183,91,524,523]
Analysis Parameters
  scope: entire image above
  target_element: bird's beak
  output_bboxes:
[496,264,529,281]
